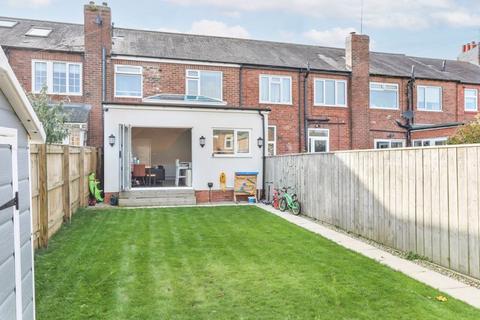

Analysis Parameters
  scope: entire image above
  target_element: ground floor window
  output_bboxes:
[374,139,405,149]
[308,128,329,153]
[213,129,251,156]
[413,137,447,147]
[267,125,276,156]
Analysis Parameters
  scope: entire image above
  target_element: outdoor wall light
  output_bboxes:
[108,134,116,147]
[257,137,264,148]
[199,136,206,148]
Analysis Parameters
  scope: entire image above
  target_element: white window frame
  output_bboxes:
[185,69,223,101]
[259,75,292,105]
[212,128,252,157]
[31,60,83,95]
[374,139,406,149]
[313,78,347,107]
[464,88,478,112]
[267,125,277,156]
[417,85,442,112]
[308,128,330,153]
[114,65,143,98]
[369,82,399,110]
[412,137,448,147]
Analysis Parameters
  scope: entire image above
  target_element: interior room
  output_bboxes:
[131,127,192,188]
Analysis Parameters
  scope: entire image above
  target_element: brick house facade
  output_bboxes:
[2,2,480,156]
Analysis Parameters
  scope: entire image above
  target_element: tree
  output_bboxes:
[30,86,69,144]
[447,115,480,145]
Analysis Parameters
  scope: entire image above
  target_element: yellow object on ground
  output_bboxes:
[436,295,448,302]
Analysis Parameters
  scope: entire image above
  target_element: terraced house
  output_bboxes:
[1,2,480,203]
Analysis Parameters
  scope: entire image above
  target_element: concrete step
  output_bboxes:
[118,197,197,207]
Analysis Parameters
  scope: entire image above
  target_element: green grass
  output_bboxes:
[36,206,480,319]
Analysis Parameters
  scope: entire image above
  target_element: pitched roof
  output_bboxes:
[2,16,480,84]
[0,46,45,143]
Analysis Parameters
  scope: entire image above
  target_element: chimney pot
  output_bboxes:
[102,2,108,6]
[467,43,472,51]
[463,44,467,52]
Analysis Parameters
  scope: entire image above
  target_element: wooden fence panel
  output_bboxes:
[30,144,97,249]
[266,144,480,279]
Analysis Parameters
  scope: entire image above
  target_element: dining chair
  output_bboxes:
[132,164,146,186]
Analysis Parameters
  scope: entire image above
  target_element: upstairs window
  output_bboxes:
[186,70,223,101]
[465,88,478,112]
[115,65,143,98]
[32,60,82,95]
[370,82,398,109]
[26,27,52,37]
[0,20,17,28]
[417,86,442,111]
[314,79,346,107]
[213,129,251,156]
[259,75,292,104]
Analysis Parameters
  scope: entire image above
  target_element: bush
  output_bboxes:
[30,86,69,144]
[447,115,480,145]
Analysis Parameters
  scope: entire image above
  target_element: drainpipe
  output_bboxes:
[303,62,311,152]
[297,71,302,150]
[102,47,107,102]
[258,110,266,200]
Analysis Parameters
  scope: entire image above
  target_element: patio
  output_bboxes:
[35,206,480,319]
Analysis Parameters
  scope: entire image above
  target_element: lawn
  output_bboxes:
[36,206,480,319]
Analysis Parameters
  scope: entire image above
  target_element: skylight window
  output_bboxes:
[0,20,18,28]
[26,27,52,37]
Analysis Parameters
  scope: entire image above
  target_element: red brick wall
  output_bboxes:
[306,72,351,151]
[195,190,234,203]
[106,59,241,105]
[242,68,301,154]
[5,48,84,104]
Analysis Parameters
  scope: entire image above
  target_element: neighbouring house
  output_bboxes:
[0,47,45,320]
[2,2,480,203]
[61,103,90,146]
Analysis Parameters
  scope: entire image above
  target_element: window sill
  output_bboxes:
[212,154,253,158]
[259,101,293,106]
[32,91,83,96]
[465,110,479,113]
[114,95,143,99]
[370,106,399,111]
[313,104,347,108]
[416,109,443,113]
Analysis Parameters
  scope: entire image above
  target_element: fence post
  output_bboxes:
[38,144,48,248]
[62,145,71,223]
[79,148,85,207]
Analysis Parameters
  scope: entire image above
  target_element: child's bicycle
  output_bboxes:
[278,187,301,215]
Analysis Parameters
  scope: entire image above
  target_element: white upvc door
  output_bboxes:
[0,127,22,320]
[119,124,131,191]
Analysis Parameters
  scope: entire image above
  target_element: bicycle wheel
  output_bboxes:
[291,200,301,215]
[279,198,287,212]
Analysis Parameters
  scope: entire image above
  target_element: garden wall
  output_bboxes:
[30,144,98,248]
[266,145,480,279]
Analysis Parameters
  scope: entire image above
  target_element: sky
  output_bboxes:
[2,0,480,59]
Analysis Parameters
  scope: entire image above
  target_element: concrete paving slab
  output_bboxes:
[256,204,480,309]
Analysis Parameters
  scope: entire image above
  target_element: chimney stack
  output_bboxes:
[346,32,371,149]
[458,40,480,66]
[84,2,112,147]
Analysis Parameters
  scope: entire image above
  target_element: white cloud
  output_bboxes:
[304,27,356,47]
[8,0,52,7]
[166,0,480,29]
[189,20,249,38]
[158,20,250,39]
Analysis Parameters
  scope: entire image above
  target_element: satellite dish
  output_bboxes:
[402,110,414,120]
